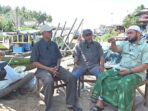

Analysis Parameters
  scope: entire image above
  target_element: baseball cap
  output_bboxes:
[40,24,55,33]
[82,29,93,37]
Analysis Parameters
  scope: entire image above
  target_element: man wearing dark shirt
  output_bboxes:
[73,29,105,80]
[30,24,82,111]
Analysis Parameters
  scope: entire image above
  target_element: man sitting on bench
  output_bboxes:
[90,25,148,111]
[31,24,82,111]
[72,29,105,90]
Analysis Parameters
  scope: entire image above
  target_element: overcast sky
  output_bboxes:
[0,0,148,29]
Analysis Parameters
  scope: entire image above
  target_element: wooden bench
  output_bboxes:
[36,76,67,100]
[78,72,97,97]
[132,69,148,111]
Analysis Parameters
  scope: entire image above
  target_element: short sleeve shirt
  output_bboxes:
[115,39,148,80]
[73,41,104,70]
[30,38,62,73]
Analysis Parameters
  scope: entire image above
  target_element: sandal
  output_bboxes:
[91,98,97,103]
[90,105,104,111]
[67,105,82,111]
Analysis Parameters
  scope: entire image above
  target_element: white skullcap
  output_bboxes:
[128,25,141,33]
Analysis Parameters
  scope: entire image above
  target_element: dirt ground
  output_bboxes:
[0,81,148,111]
[0,56,148,111]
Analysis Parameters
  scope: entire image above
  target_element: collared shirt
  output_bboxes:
[30,38,62,73]
[115,39,148,80]
[73,40,104,70]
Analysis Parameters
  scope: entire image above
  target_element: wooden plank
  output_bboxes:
[61,18,77,50]
[70,19,84,44]
[52,22,60,40]
[144,69,148,106]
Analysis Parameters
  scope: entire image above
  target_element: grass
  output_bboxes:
[0,44,7,49]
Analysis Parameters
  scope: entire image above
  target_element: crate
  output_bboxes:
[13,46,24,53]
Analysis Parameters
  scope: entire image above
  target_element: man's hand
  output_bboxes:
[73,64,80,72]
[54,66,60,71]
[48,67,59,77]
[98,65,104,73]
[52,71,59,77]
[117,69,130,75]
[108,38,116,43]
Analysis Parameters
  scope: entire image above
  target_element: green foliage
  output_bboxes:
[0,44,7,49]
[1,58,32,68]
[99,25,106,29]
[0,5,52,32]
[94,31,114,42]
[123,4,145,27]
[20,25,37,30]
[101,31,114,42]
[0,34,5,38]
[94,36,101,42]
[0,14,15,32]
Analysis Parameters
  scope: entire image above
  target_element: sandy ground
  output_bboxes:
[0,56,148,111]
[0,82,148,111]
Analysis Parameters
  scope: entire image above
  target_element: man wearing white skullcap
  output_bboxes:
[90,25,148,111]
[31,24,82,111]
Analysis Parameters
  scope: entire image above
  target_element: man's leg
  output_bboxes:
[72,68,87,80]
[89,65,99,76]
[36,70,54,111]
[57,66,82,111]
[72,68,87,93]
[90,69,142,111]
[57,66,76,105]
[117,74,142,111]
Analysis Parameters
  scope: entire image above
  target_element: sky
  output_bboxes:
[0,0,148,29]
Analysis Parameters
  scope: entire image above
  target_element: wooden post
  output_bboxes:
[69,19,84,44]
[144,69,148,106]
[61,18,77,50]
[57,21,67,45]
[52,22,60,40]
[60,21,67,37]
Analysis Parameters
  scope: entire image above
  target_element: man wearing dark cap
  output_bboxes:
[30,24,82,111]
[72,29,105,88]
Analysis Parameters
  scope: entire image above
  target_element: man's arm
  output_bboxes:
[98,56,105,73]
[96,42,105,72]
[73,44,81,71]
[100,56,105,67]
[55,58,61,70]
[131,63,148,73]
[108,38,121,52]
[54,42,62,71]
[33,62,52,72]
[118,63,148,75]
[73,56,80,71]
[74,56,79,65]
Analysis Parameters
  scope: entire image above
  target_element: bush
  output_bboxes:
[0,44,7,49]
[20,25,37,31]
[0,35,5,38]
[94,36,101,42]
[101,31,114,42]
